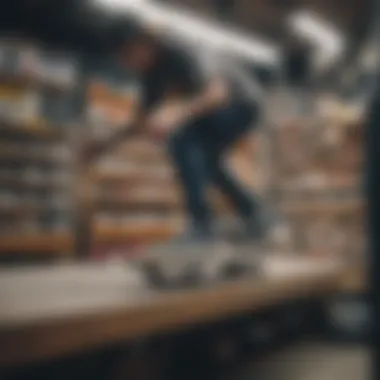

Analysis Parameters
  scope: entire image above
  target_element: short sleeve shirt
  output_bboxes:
[141,44,208,111]
[140,44,262,112]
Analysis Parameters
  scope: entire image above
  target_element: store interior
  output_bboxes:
[0,0,372,379]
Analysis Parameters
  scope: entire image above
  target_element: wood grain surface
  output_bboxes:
[0,257,346,367]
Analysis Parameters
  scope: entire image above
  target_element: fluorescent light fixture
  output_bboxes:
[92,0,148,9]
[288,9,346,69]
[93,0,280,66]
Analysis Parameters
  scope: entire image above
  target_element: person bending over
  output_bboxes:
[95,22,268,243]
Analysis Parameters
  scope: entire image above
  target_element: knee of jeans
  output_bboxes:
[207,157,224,180]
[166,130,193,162]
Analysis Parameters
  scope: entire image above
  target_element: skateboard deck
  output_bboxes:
[131,241,260,289]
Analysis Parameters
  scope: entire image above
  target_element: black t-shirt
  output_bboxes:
[140,44,208,111]
[140,43,262,113]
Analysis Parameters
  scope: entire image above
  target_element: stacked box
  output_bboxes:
[272,116,363,196]
[281,203,364,258]
[271,104,364,258]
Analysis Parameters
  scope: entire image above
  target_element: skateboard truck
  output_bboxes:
[139,260,206,289]
[136,241,260,289]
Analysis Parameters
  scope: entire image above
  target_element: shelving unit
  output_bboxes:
[0,39,76,259]
[270,97,364,259]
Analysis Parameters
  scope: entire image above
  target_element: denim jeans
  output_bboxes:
[166,100,260,236]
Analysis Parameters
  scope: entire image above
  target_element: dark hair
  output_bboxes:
[110,17,158,52]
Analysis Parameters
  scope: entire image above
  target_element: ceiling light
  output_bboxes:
[288,9,346,69]
[92,0,280,66]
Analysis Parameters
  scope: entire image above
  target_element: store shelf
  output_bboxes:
[0,72,73,93]
[0,197,364,255]
[0,146,68,165]
[93,221,180,244]
[278,198,363,216]
[0,44,77,257]
[0,203,66,218]
[0,176,67,191]
[0,233,73,254]
[92,170,173,184]
[0,220,181,254]
[113,134,254,164]
[97,188,232,212]
[0,119,63,140]
[114,142,165,163]
[97,186,362,216]
[0,204,30,218]
[275,176,360,197]
[98,196,181,212]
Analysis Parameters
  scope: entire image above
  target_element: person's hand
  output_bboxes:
[148,102,188,140]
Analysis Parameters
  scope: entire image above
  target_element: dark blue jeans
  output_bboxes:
[167,101,260,235]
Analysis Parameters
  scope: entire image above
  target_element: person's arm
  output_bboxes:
[146,77,228,139]
[83,112,146,163]
[175,49,230,117]
[182,77,229,117]
[149,49,229,132]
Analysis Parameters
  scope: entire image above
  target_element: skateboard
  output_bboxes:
[131,240,259,289]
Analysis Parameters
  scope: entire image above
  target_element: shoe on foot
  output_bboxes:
[245,206,295,251]
[242,204,283,242]
[244,215,269,241]
[143,228,219,282]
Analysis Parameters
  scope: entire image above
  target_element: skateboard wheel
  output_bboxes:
[219,261,254,280]
[141,261,205,289]
[176,264,204,288]
[140,262,171,289]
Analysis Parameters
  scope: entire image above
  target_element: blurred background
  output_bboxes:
[0,0,373,379]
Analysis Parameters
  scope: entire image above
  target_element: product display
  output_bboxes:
[271,104,363,258]
[85,77,138,138]
[0,41,76,245]
[0,39,78,89]
[38,51,77,89]
[273,116,362,193]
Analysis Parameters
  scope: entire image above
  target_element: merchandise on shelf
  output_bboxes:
[0,39,78,89]
[0,86,42,124]
[38,50,78,88]
[291,209,364,259]
[0,41,78,247]
[85,76,139,137]
[272,115,363,193]
[0,40,37,77]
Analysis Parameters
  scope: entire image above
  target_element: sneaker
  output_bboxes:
[140,230,222,287]
[240,204,286,245]
[244,214,269,241]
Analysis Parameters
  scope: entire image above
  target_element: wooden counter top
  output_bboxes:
[0,257,345,367]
